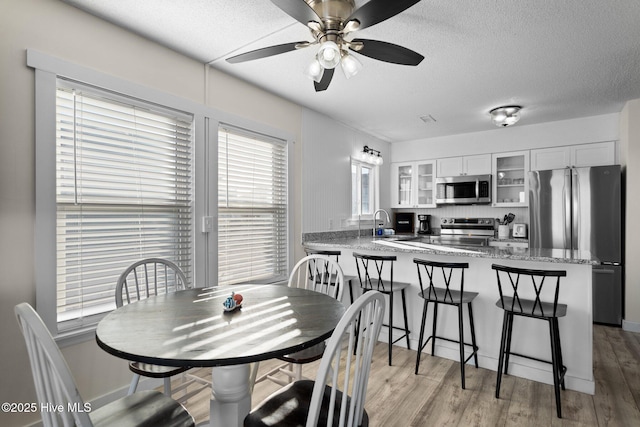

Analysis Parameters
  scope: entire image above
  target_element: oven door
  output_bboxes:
[435,175,492,204]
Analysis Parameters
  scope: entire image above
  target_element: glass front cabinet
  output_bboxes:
[492,151,530,207]
[391,161,436,208]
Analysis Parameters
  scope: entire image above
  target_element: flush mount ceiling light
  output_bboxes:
[490,106,522,127]
[226,0,424,92]
[360,145,383,165]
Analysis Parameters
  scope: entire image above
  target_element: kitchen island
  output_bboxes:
[304,236,596,395]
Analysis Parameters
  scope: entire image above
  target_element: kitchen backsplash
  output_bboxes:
[303,205,529,237]
[394,206,529,230]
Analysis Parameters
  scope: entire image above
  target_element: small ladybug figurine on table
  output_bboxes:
[223,292,243,312]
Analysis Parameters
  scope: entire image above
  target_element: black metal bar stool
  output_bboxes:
[305,248,355,304]
[353,252,411,365]
[492,264,568,418]
[413,258,479,389]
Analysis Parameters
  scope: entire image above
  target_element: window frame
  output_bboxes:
[30,51,215,346]
[351,157,379,220]
[31,51,294,346]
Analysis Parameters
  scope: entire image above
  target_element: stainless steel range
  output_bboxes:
[431,217,495,246]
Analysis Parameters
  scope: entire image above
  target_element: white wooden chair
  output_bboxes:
[116,258,210,400]
[251,254,345,388]
[244,290,385,427]
[15,302,195,427]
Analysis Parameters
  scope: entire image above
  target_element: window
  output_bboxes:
[218,126,288,285]
[54,80,193,332]
[352,159,377,217]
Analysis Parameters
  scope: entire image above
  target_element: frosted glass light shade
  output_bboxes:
[304,58,323,82]
[317,41,341,69]
[341,52,362,79]
[490,106,521,127]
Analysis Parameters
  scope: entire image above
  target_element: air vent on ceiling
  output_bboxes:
[419,114,436,123]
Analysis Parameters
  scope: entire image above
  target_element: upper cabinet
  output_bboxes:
[493,151,529,207]
[437,154,491,176]
[530,141,616,170]
[391,160,436,208]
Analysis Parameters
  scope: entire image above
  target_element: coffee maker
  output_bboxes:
[417,214,432,234]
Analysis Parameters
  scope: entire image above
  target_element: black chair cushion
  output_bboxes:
[244,379,369,427]
[419,287,478,305]
[358,279,411,294]
[90,390,194,427]
[278,342,326,364]
[496,297,568,318]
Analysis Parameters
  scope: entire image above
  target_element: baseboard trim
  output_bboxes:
[622,319,640,333]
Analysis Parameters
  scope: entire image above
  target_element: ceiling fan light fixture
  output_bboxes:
[340,51,362,79]
[317,40,341,69]
[304,58,324,82]
[490,106,522,127]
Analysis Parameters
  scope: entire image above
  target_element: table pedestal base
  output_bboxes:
[209,365,251,427]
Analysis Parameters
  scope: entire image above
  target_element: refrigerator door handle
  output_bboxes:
[572,168,580,251]
[563,169,572,250]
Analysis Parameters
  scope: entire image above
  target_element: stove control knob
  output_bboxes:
[442,218,448,224]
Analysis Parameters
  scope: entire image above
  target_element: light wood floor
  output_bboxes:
[177,324,640,426]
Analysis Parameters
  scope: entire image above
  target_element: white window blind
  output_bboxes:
[55,81,193,331]
[218,126,288,285]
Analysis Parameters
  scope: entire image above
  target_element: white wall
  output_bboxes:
[0,1,304,425]
[620,99,640,329]
[392,113,620,163]
[391,114,619,227]
[302,108,390,233]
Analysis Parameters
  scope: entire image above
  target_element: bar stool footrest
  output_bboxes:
[419,335,478,359]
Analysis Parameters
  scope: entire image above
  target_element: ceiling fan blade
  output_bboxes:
[314,68,334,92]
[350,39,424,66]
[226,42,305,64]
[271,0,322,27]
[345,0,421,32]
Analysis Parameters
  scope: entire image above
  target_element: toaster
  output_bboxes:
[512,223,527,238]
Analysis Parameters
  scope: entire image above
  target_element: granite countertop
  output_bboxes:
[304,237,597,265]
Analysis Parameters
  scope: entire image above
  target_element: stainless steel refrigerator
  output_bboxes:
[529,165,623,325]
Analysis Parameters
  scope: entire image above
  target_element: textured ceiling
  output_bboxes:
[62,0,640,142]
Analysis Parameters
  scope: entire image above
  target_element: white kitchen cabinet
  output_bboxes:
[437,154,491,176]
[530,141,615,170]
[391,160,436,208]
[493,151,529,207]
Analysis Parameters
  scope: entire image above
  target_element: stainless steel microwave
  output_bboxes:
[435,175,492,205]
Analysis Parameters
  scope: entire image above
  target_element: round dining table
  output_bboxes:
[96,283,346,427]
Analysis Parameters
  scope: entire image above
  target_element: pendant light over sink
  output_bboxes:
[226,0,424,92]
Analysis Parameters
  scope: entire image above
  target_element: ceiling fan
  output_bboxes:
[226,0,424,92]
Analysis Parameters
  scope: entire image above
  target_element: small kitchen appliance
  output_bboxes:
[513,223,527,238]
[435,175,492,205]
[394,212,414,234]
[417,214,432,234]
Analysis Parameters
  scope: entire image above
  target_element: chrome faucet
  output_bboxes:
[372,209,391,237]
